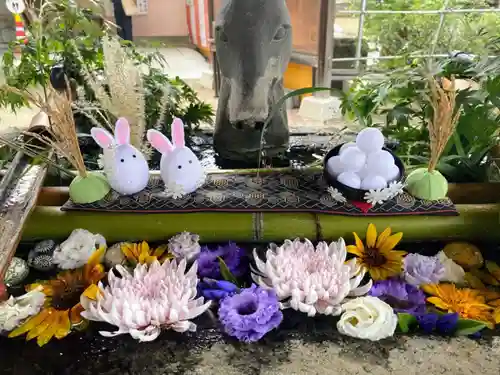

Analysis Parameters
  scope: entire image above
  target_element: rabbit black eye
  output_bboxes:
[189,160,192,164]
[178,165,182,169]
[120,158,124,163]
[132,154,136,158]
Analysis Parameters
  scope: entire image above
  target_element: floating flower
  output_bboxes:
[347,223,406,280]
[403,253,445,286]
[337,296,398,341]
[252,238,372,316]
[437,251,465,284]
[415,312,459,335]
[52,228,107,269]
[368,278,426,314]
[121,241,171,265]
[198,242,247,279]
[422,283,495,328]
[9,248,106,346]
[218,284,283,342]
[168,232,201,261]
[0,287,45,333]
[198,279,239,301]
[81,259,211,342]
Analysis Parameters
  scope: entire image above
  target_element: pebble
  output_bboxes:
[28,239,57,271]
[4,257,29,286]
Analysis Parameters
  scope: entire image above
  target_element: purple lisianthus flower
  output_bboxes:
[198,279,239,301]
[197,242,248,279]
[368,278,426,314]
[218,284,283,342]
[403,253,445,286]
[415,313,459,335]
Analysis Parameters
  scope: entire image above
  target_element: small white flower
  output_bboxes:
[0,287,45,333]
[327,186,347,203]
[52,229,107,269]
[386,181,405,199]
[437,251,466,284]
[337,296,398,341]
[364,188,391,205]
[168,232,201,261]
[165,182,186,199]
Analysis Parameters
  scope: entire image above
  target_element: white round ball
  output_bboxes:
[357,165,369,180]
[339,142,357,155]
[337,172,361,189]
[361,175,388,190]
[356,128,385,153]
[339,147,366,172]
[384,163,400,182]
[366,150,395,174]
[326,155,345,177]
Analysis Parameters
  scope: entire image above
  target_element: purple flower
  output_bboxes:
[403,253,445,286]
[198,279,239,301]
[218,284,283,342]
[197,242,248,279]
[368,278,426,314]
[415,313,459,335]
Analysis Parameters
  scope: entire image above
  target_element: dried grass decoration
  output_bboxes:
[0,87,110,203]
[405,76,462,200]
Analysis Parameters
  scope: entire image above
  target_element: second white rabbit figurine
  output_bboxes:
[90,118,149,196]
[147,118,204,195]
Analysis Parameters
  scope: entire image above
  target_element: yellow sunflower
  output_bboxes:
[120,241,172,265]
[347,223,406,280]
[8,248,106,347]
[422,283,495,328]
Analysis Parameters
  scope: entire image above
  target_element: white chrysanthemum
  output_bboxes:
[81,259,211,342]
[0,287,45,333]
[337,296,397,341]
[52,229,107,269]
[327,186,347,203]
[168,232,201,261]
[252,238,372,317]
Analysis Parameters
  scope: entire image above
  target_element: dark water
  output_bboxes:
[2,241,500,374]
[77,132,333,171]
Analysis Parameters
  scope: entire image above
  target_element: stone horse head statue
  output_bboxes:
[213,0,292,162]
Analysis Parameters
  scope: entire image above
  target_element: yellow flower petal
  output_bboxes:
[153,244,168,258]
[378,232,403,251]
[70,304,84,325]
[55,312,71,340]
[346,245,364,256]
[121,243,137,262]
[427,296,451,311]
[489,299,500,307]
[8,308,52,338]
[36,317,59,347]
[366,223,377,248]
[26,310,55,341]
[352,232,365,253]
[82,284,101,300]
[494,308,500,324]
[369,267,382,280]
[376,227,392,248]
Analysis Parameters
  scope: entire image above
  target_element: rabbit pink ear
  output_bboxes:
[147,129,173,153]
[171,118,185,148]
[91,127,114,149]
[115,117,130,145]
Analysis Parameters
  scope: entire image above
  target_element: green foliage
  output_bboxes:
[397,313,418,333]
[351,0,500,68]
[342,43,500,183]
[1,0,213,133]
[218,257,241,287]
[455,319,487,336]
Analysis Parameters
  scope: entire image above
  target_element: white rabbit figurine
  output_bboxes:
[147,118,204,195]
[90,118,150,196]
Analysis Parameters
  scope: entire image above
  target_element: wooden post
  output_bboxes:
[315,0,336,96]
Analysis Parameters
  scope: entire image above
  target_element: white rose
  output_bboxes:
[437,251,465,284]
[337,296,397,341]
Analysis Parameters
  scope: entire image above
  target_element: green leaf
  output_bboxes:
[397,313,418,333]
[218,257,239,286]
[455,319,487,336]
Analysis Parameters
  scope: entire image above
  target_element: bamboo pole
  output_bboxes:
[22,204,500,243]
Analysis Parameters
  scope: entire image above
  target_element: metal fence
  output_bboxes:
[316,0,500,87]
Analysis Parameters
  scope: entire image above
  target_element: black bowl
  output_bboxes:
[323,143,406,201]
